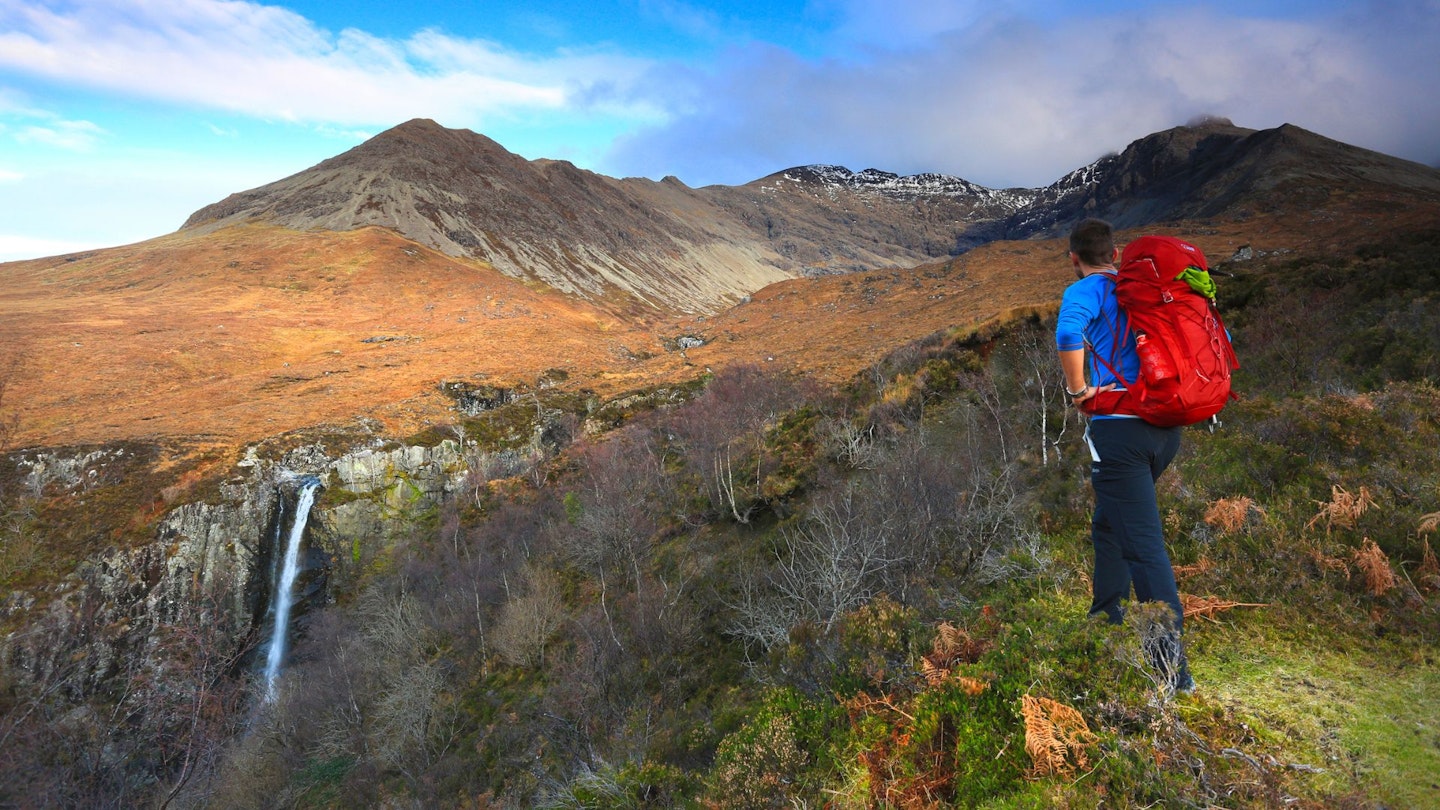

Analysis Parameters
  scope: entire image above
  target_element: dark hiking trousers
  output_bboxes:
[1086,417,1184,630]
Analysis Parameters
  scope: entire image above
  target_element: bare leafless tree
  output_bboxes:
[773,484,900,632]
[492,564,567,668]
[728,483,902,652]
[1014,325,1073,465]
[671,364,813,523]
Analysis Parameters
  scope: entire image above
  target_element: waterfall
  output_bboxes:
[263,478,319,700]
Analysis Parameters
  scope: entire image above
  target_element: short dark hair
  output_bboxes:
[1069,218,1115,267]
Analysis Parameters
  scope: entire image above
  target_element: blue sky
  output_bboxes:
[2,0,1437,261]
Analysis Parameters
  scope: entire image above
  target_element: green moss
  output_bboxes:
[759,406,822,504]
[402,423,458,448]
[316,483,361,509]
[249,421,381,462]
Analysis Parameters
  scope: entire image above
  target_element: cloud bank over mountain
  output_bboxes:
[605,1,1440,188]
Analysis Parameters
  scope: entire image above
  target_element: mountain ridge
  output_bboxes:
[184,118,1033,313]
[180,117,1440,314]
[992,119,1440,238]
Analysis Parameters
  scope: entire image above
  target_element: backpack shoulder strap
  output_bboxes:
[1081,271,1132,388]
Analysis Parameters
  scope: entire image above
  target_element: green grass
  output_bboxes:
[1192,617,1440,807]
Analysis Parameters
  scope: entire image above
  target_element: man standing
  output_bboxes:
[1055,218,1193,694]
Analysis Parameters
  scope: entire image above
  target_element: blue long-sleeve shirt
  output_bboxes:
[1055,272,1139,390]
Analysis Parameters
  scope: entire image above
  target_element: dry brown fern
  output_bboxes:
[1204,496,1263,535]
[919,656,946,686]
[1417,539,1439,593]
[1308,546,1352,579]
[921,621,991,683]
[1172,557,1214,580]
[935,622,966,658]
[1307,485,1377,534]
[1180,593,1269,623]
[1352,537,1396,596]
[921,623,993,692]
[1021,694,1097,779]
[842,691,915,723]
[955,676,988,696]
[1418,511,1440,536]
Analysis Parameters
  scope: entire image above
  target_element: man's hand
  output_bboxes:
[1068,382,1116,405]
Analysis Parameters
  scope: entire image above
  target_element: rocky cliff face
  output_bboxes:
[1,431,480,704]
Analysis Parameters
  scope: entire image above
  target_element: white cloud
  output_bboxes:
[0,0,653,128]
[0,168,22,182]
[312,124,374,141]
[606,1,1440,187]
[14,119,106,151]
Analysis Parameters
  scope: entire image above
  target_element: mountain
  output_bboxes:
[182,120,788,314]
[183,119,1026,313]
[995,117,1440,238]
[182,118,1440,317]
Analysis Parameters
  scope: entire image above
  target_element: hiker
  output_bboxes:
[1055,217,1193,694]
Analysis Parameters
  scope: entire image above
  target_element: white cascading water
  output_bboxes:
[263,479,319,701]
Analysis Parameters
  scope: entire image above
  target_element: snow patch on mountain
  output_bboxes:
[763,164,1039,212]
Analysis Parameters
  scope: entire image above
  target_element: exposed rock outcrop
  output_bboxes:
[1,434,477,702]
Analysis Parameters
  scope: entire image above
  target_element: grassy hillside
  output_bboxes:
[4,231,1439,808]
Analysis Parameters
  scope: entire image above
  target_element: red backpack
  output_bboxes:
[1081,235,1239,427]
